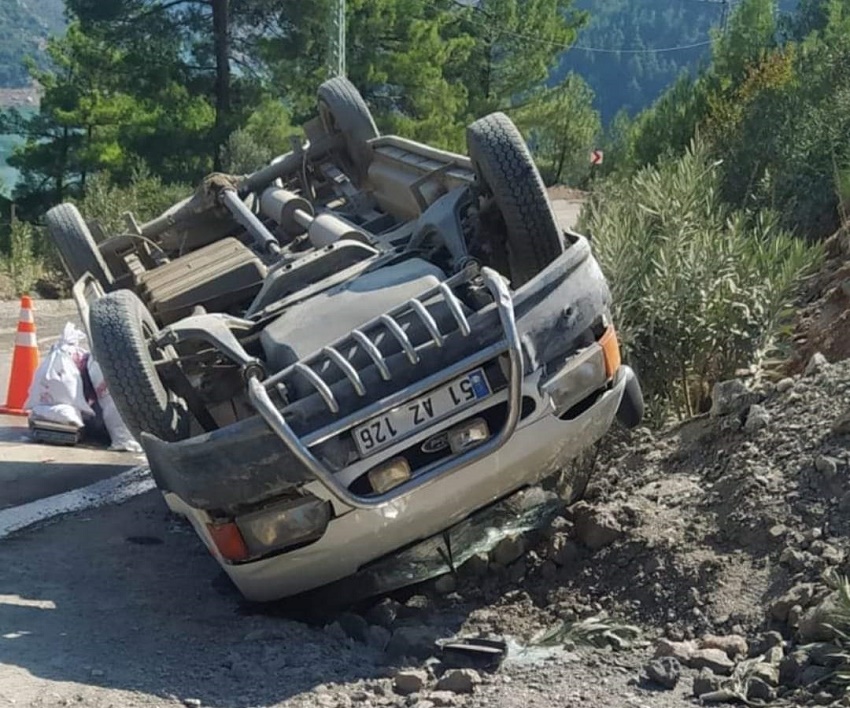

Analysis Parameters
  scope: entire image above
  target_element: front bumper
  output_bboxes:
[247,266,523,510]
[143,237,617,515]
[167,364,632,601]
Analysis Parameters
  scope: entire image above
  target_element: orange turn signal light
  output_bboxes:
[599,326,621,379]
[206,521,250,562]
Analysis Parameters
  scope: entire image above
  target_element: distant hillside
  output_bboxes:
[556,0,799,123]
[0,0,66,88]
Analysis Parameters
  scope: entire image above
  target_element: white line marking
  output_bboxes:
[0,466,155,540]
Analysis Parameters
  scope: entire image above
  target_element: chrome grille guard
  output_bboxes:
[248,266,523,510]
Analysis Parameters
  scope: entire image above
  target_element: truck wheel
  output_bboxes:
[318,76,379,185]
[466,112,563,288]
[89,289,190,442]
[46,203,113,289]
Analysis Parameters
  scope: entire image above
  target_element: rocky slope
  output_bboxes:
[278,353,850,708]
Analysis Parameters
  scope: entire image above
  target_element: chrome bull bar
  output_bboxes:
[247,266,523,510]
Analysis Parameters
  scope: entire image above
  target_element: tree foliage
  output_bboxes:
[601,0,850,239]
[513,73,600,186]
[2,0,585,210]
[262,0,583,151]
[0,0,65,87]
[1,21,216,215]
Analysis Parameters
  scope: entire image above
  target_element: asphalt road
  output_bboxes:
[0,298,142,513]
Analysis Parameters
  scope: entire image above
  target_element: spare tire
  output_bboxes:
[466,112,563,288]
[317,76,379,185]
[89,289,190,442]
[46,203,113,289]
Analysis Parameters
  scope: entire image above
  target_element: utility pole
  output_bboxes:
[328,0,346,78]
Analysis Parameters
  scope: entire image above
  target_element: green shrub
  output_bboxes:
[74,165,191,237]
[221,98,299,175]
[0,218,43,295]
[579,138,822,423]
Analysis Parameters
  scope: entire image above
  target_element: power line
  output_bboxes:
[454,4,716,55]
[487,23,713,55]
[574,40,713,54]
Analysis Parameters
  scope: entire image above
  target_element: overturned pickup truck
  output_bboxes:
[49,77,643,602]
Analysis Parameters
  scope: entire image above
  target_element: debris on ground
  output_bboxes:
[303,354,850,707]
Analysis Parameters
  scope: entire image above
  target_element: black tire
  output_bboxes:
[317,76,379,184]
[89,289,190,442]
[46,203,113,289]
[466,112,563,288]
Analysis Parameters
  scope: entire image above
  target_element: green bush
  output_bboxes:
[220,98,299,174]
[0,219,43,296]
[73,165,191,237]
[579,138,822,423]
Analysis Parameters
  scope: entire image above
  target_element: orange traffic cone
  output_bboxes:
[0,295,40,416]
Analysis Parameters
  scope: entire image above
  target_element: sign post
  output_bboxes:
[590,149,604,167]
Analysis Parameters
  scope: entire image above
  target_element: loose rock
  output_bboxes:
[699,634,748,659]
[814,455,838,476]
[338,612,370,643]
[776,377,795,393]
[710,379,756,417]
[490,535,525,567]
[385,627,442,661]
[779,547,809,573]
[744,404,770,432]
[805,352,829,376]
[572,502,622,550]
[770,584,817,622]
[368,625,392,651]
[751,662,780,687]
[458,553,489,578]
[688,648,735,675]
[644,657,680,689]
[779,651,809,687]
[435,668,481,694]
[433,574,457,595]
[747,677,776,702]
[693,668,722,697]
[367,598,402,629]
[655,638,695,664]
[426,691,459,707]
[797,595,839,643]
[550,537,582,566]
[393,670,429,696]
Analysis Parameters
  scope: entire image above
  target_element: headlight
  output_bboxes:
[234,495,331,558]
[541,344,608,415]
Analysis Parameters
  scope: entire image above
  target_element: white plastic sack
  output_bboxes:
[86,358,143,453]
[26,322,93,428]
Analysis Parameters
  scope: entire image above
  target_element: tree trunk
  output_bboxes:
[212,0,231,170]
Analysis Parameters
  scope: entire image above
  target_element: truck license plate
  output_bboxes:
[353,368,492,457]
